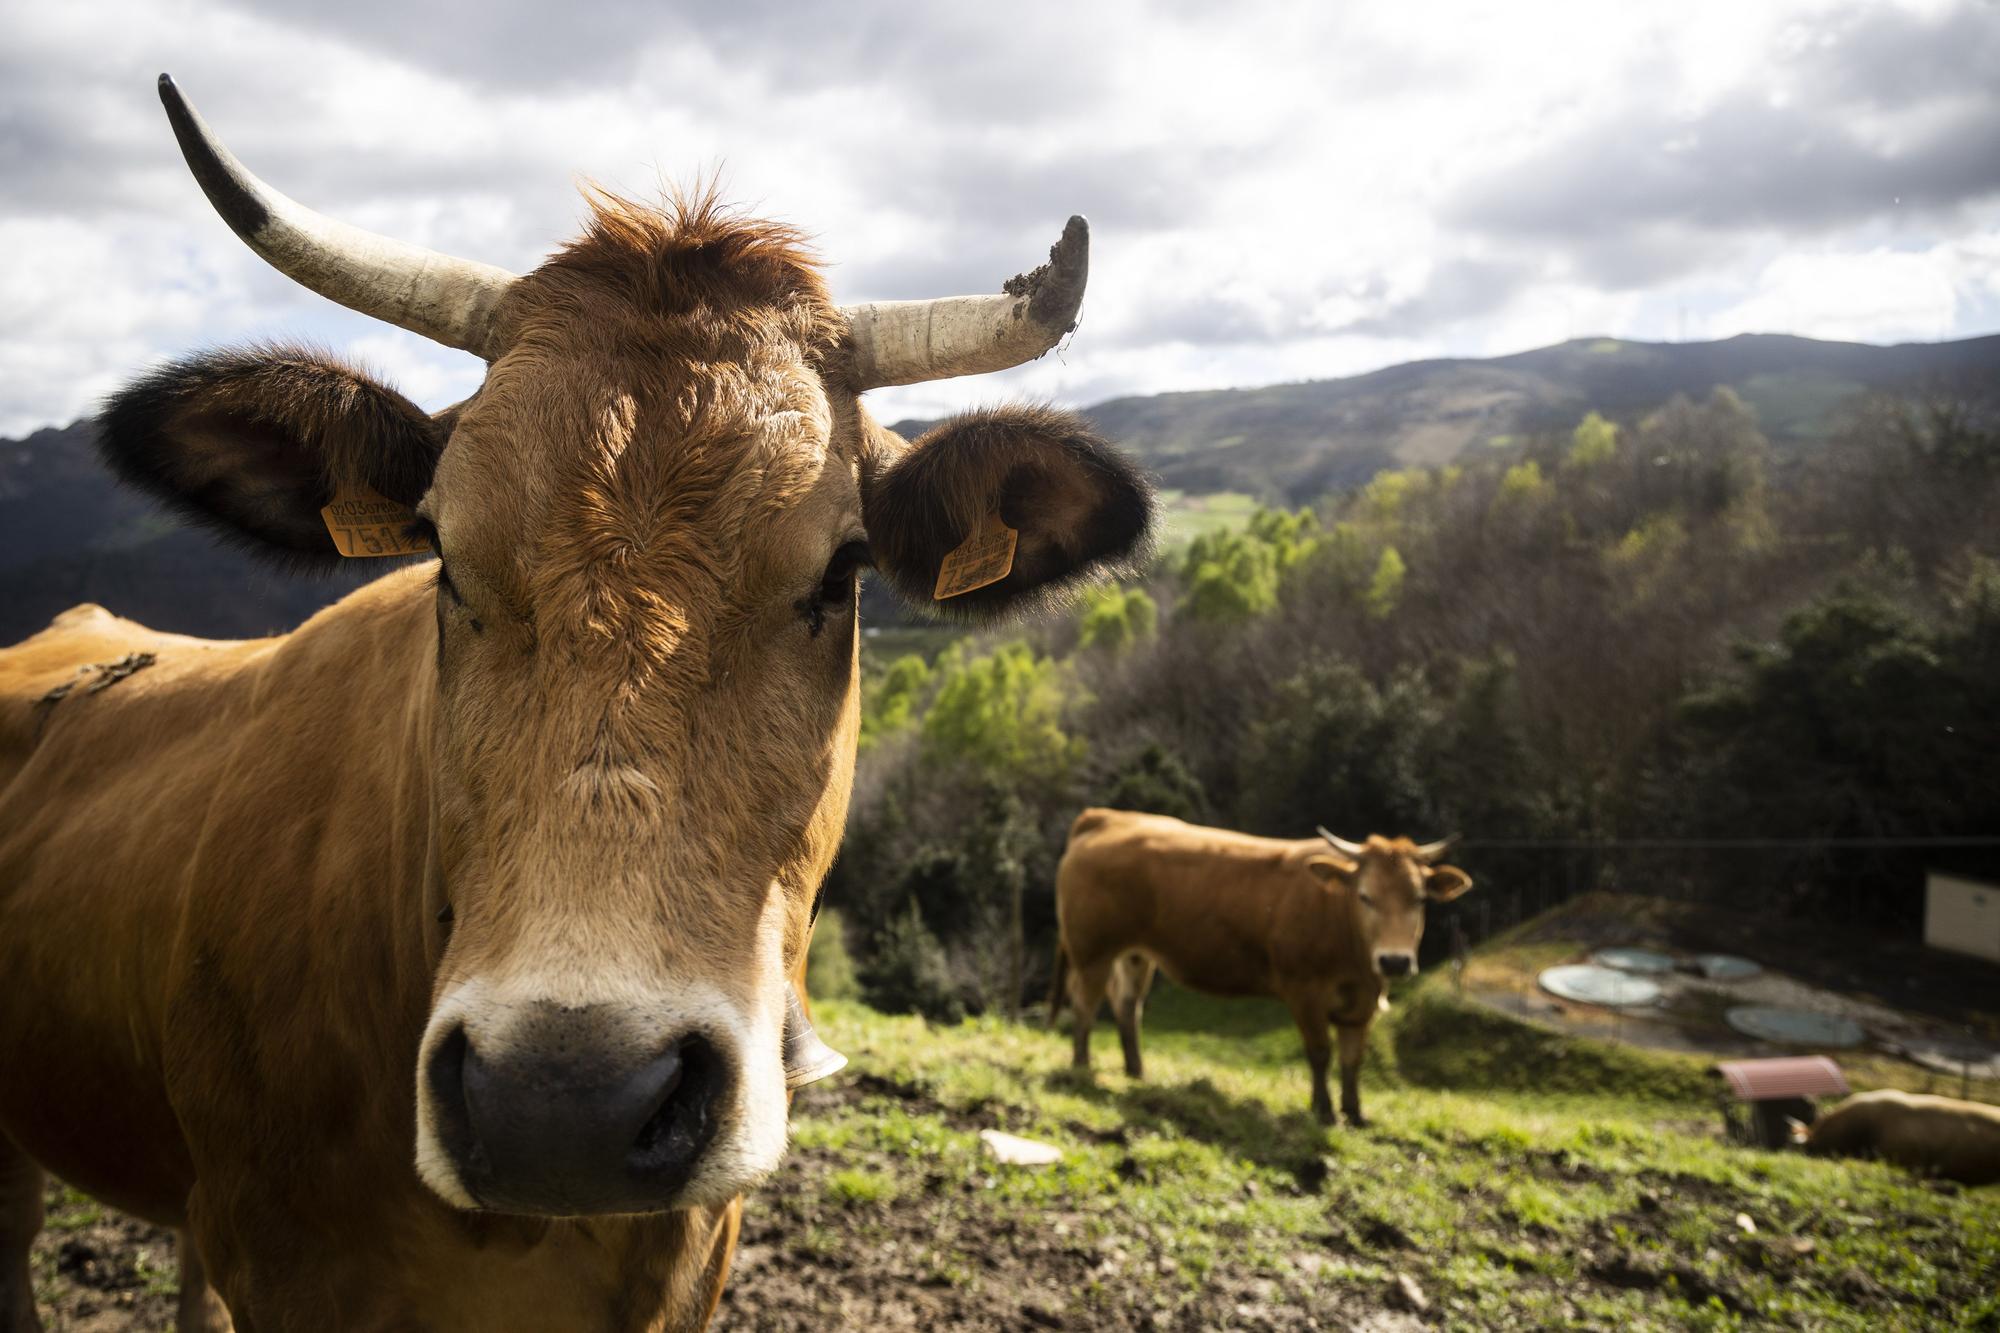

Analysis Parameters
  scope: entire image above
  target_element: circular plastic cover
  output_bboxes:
[1540,964,1663,1007]
[1903,1040,2000,1080]
[1725,1006,1864,1048]
[1591,947,1677,974]
[1696,953,1761,981]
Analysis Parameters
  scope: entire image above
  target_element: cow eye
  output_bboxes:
[1356,891,1375,908]
[819,540,872,603]
[800,540,871,636]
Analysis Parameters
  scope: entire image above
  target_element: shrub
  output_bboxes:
[859,898,964,1023]
[805,908,861,1002]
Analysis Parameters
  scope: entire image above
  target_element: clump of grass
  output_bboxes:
[1389,984,1715,1103]
[822,1167,898,1207]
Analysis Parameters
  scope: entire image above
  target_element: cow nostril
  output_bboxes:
[1379,955,1414,978]
[424,1023,488,1190]
[629,1036,724,1174]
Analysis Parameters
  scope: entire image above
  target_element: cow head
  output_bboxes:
[1309,831,1473,978]
[99,78,1152,1218]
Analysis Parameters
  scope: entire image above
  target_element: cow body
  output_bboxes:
[1,591,747,1330]
[1803,1090,2000,1186]
[0,77,1152,1332]
[1050,810,1471,1125]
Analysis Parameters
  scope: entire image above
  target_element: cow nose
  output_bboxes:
[425,1012,726,1215]
[1378,953,1414,978]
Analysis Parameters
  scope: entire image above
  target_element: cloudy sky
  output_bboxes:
[4,0,1997,437]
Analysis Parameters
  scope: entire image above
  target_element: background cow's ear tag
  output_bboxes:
[320,483,431,558]
[933,511,1018,600]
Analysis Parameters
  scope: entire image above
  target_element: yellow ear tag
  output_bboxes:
[319,483,432,558]
[933,511,1018,600]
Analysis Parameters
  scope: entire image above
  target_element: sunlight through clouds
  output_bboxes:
[1,0,1994,434]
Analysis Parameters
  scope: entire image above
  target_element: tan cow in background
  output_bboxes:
[1049,810,1473,1125]
[1797,1090,2000,1186]
[0,77,1152,1332]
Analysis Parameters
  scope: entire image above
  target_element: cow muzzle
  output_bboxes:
[1376,951,1416,978]
[423,1001,728,1215]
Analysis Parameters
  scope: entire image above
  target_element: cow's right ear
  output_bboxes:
[98,346,446,568]
[1305,855,1357,886]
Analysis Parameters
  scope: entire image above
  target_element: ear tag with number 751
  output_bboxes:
[320,483,432,558]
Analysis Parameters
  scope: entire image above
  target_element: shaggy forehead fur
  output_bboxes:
[438,192,857,677]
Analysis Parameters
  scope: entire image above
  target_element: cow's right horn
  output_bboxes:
[841,215,1088,389]
[782,985,848,1090]
[157,74,518,360]
[1316,827,1367,859]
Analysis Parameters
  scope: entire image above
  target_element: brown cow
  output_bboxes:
[1795,1090,2000,1186]
[0,77,1151,1332]
[1049,811,1472,1126]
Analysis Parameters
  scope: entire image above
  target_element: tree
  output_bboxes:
[921,641,1082,784]
[1567,411,1619,469]
[860,653,931,750]
[1365,546,1406,619]
[1078,586,1159,652]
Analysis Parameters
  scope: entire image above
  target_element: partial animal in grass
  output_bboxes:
[1791,1090,2000,1186]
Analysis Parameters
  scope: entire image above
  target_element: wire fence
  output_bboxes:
[1429,835,2000,958]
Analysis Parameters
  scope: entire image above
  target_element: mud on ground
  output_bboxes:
[30,1136,1387,1333]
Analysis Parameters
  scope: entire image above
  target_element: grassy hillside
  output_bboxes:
[28,976,1997,1330]
[715,980,1999,1330]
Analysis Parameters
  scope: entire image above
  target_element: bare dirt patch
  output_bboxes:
[27,1187,177,1332]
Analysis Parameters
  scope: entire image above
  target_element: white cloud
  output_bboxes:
[1,0,1996,436]
[1706,237,1997,344]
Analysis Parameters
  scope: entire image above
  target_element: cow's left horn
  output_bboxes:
[841,216,1088,389]
[782,985,848,1090]
[1317,827,1367,859]
[1415,836,1458,861]
[157,74,519,360]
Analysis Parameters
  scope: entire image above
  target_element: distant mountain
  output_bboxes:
[902,332,2000,504]
[0,421,394,644]
[5,332,1997,644]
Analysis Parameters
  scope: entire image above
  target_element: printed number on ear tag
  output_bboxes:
[320,483,432,558]
[933,512,1018,600]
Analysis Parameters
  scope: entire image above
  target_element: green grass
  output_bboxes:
[795,980,1999,1329]
[1156,489,1260,545]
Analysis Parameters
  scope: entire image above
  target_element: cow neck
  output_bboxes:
[257,564,443,1016]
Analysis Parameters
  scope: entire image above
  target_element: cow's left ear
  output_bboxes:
[1424,865,1474,901]
[862,406,1154,620]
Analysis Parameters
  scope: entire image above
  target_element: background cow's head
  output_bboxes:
[98,79,1153,1218]
[1308,831,1473,977]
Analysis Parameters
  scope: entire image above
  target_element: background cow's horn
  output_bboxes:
[157,74,518,360]
[782,985,847,1090]
[1316,827,1367,859]
[1415,836,1457,861]
[841,215,1089,389]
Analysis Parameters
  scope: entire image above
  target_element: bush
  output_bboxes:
[858,898,964,1023]
[805,908,861,1002]
[1096,743,1209,822]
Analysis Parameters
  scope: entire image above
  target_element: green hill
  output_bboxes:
[903,332,2000,505]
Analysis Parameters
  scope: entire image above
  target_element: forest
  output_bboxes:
[821,387,2000,1020]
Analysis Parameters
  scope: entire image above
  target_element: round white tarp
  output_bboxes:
[1591,947,1676,974]
[1696,954,1762,981]
[1903,1040,2000,1080]
[1725,1006,1864,1048]
[1540,964,1663,1007]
